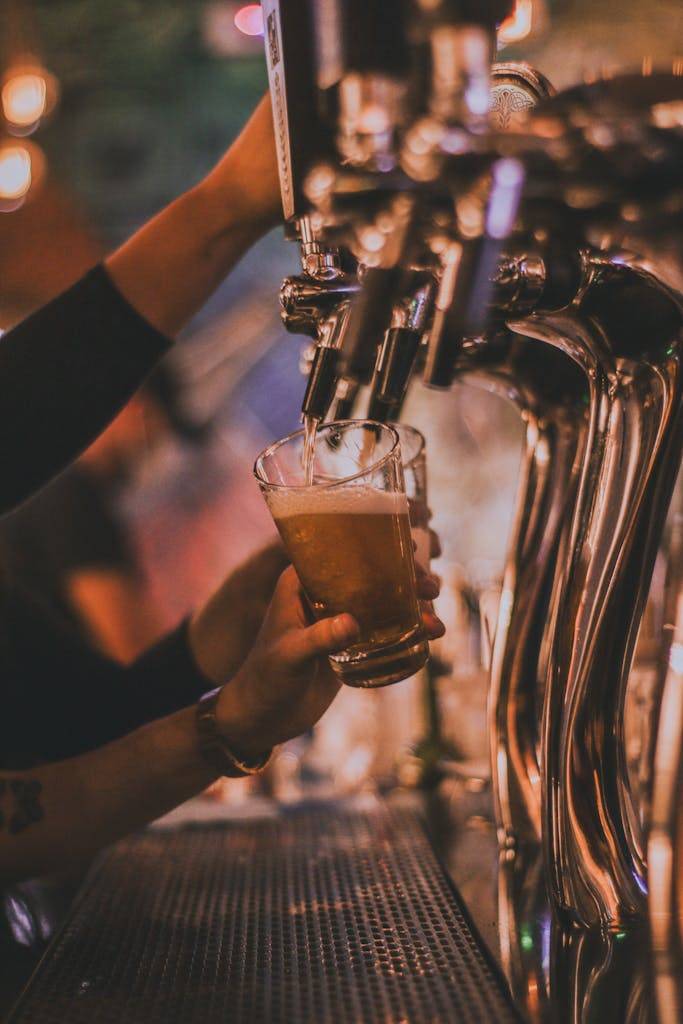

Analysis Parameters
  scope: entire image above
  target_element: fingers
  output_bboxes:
[421,602,446,640]
[274,565,300,594]
[283,612,360,665]
[429,527,442,560]
[415,565,441,601]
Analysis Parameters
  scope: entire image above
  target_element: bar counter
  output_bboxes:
[4,782,655,1023]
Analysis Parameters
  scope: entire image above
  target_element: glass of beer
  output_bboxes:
[254,420,429,688]
[394,424,430,573]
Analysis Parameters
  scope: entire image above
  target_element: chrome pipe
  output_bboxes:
[511,257,683,928]
[457,334,588,849]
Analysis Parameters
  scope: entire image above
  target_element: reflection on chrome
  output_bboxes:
[514,258,683,927]
[649,586,683,1024]
[456,333,588,849]
[264,0,683,938]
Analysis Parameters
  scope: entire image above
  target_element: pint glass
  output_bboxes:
[254,420,429,688]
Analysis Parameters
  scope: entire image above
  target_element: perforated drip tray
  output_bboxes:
[8,802,519,1023]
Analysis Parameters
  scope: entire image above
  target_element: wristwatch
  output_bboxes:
[196,688,272,778]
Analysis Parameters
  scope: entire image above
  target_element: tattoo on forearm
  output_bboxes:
[0,778,44,834]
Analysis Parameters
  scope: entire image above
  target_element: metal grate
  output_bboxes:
[8,803,518,1023]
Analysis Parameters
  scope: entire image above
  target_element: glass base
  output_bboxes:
[330,631,429,688]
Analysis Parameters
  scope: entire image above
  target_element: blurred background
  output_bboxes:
[0,0,681,794]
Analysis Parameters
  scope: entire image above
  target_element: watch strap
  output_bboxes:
[196,687,271,778]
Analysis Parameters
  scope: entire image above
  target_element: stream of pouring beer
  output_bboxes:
[303,415,319,487]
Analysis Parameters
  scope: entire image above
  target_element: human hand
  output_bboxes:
[188,542,290,686]
[215,567,356,758]
[216,566,445,759]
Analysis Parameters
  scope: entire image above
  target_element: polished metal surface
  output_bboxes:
[424,782,657,1024]
[513,258,683,927]
[648,584,683,1024]
[454,335,589,848]
[263,0,683,944]
[7,804,520,1024]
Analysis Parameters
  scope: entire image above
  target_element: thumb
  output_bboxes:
[283,613,360,665]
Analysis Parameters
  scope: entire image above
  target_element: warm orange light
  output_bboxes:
[2,72,47,128]
[498,0,533,46]
[0,145,32,201]
[234,4,263,37]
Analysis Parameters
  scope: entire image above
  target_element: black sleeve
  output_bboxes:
[31,471,136,577]
[0,587,212,769]
[0,265,171,516]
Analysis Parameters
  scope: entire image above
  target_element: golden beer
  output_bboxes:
[268,485,428,687]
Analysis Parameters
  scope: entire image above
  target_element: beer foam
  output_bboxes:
[266,484,408,520]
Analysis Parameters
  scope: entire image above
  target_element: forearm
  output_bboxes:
[106,96,280,337]
[2,590,212,765]
[0,98,278,515]
[0,707,216,884]
[189,543,290,684]
[0,268,170,514]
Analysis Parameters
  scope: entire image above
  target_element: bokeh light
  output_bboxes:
[0,145,32,201]
[498,0,533,46]
[234,4,263,37]
[2,73,47,130]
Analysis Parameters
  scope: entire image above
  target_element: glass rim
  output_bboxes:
[392,422,426,470]
[253,419,401,493]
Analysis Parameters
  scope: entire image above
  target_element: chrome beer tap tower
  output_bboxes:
[262,0,683,971]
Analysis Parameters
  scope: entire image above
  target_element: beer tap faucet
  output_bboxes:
[423,156,526,388]
[367,279,434,423]
[264,0,683,936]
[279,244,360,425]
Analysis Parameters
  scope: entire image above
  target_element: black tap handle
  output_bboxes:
[423,238,494,388]
[262,0,334,221]
[340,267,402,384]
[301,345,341,422]
[418,0,513,27]
[368,327,422,422]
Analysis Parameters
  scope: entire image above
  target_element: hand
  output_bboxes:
[428,525,442,560]
[216,567,357,758]
[216,566,445,760]
[188,542,290,685]
[415,563,446,640]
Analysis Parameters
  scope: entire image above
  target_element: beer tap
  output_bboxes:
[423,156,526,388]
[367,278,434,423]
[507,249,683,928]
[317,0,517,402]
[279,234,359,425]
[264,0,683,936]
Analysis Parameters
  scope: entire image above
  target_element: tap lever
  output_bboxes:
[340,266,404,384]
[302,345,341,422]
[300,300,353,423]
[368,327,423,422]
[424,157,525,387]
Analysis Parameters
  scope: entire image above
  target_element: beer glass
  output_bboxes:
[394,424,429,573]
[254,420,429,688]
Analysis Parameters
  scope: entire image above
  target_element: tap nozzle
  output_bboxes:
[367,281,434,421]
[367,327,422,422]
[339,266,404,385]
[301,345,342,422]
[300,301,352,423]
[298,216,342,281]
